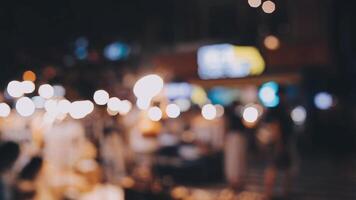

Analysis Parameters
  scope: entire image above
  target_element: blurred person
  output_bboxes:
[190,106,215,154]
[0,141,20,200]
[0,112,31,143]
[129,111,161,155]
[101,127,127,184]
[158,120,181,148]
[178,124,201,161]
[263,87,293,200]
[127,110,161,187]
[40,118,97,199]
[43,118,96,169]
[224,101,247,191]
[210,115,226,152]
[125,107,160,155]
[14,156,43,200]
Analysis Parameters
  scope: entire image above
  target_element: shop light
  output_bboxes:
[197,44,265,79]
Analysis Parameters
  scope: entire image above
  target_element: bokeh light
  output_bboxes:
[165,83,192,100]
[53,85,66,97]
[248,0,262,8]
[107,107,119,116]
[242,106,259,123]
[23,70,36,82]
[21,81,35,94]
[38,84,54,99]
[174,98,191,112]
[118,100,132,115]
[171,186,189,199]
[201,104,217,120]
[264,35,280,50]
[133,74,164,100]
[107,97,121,112]
[197,44,265,79]
[148,106,163,121]
[291,106,307,125]
[0,103,11,117]
[16,97,35,117]
[58,99,71,114]
[166,103,181,118]
[69,100,94,119]
[75,37,89,48]
[258,81,279,107]
[215,104,225,118]
[262,0,276,14]
[44,99,58,113]
[104,42,130,61]
[7,80,24,98]
[93,89,110,105]
[136,98,151,110]
[75,47,88,60]
[314,92,333,110]
[32,96,46,109]
[83,100,94,115]
[208,87,238,106]
[191,85,208,106]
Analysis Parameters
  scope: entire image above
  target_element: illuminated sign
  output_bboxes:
[197,44,265,79]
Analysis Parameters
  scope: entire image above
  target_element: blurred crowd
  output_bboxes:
[0,80,300,200]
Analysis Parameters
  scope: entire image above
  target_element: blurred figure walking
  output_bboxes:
[224,101,247,191]
[263,88,293,200]
[101,127,127,184]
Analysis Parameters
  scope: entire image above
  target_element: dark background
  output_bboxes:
[0,0,356,153]
[1,0,353,78]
